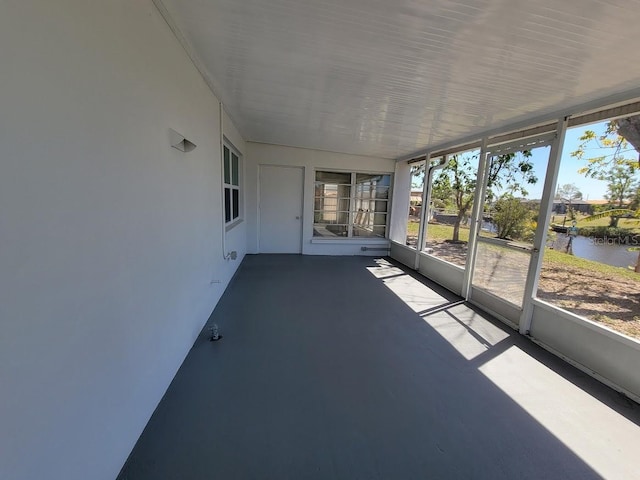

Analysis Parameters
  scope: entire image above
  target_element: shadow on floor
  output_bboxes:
[118,254,639,480]
[385,257,640,422]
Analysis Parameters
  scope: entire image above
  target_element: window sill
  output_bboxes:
[225,218,243,232]
[310,237,389,245]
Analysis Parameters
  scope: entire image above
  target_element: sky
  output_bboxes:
[526,121,630,201]
[414,119,639,201]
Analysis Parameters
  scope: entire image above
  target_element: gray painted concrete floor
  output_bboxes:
[118,255,640,480]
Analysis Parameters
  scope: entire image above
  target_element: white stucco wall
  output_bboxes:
[245,142,395,255]
[0,2,245,479]
[530,300,640,402]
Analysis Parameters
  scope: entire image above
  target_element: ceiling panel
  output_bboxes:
[158,0,640,158]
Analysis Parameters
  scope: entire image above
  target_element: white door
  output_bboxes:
[259,165,304,253]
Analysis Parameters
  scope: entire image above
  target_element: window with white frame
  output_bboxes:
[223,143,241,224]
[314,171,391,238]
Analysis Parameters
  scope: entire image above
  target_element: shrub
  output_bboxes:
[493,196,532,240]
[578,226,633,239]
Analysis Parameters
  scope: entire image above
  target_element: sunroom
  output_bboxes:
[1,1,640,479]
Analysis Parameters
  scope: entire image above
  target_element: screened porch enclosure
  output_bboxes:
[390,108,640,404]
[4,2,640,479]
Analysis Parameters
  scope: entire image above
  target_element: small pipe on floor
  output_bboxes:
[209,324,222,341]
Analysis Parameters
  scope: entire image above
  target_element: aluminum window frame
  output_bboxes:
[313,169,393,239]
[223,141,243,227]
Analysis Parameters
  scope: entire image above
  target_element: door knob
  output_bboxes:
[295,216,300,220]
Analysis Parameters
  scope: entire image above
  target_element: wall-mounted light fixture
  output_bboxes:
[169,128,197,153]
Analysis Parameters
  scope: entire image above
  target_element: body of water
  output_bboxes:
[571,236,637,269]
[454,217,636,269]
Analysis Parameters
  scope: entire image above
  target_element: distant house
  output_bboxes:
[552,199,611,215]
[410,190,423,204]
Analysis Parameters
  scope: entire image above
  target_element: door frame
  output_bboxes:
[258,164,305,254]
[463,128,564,328]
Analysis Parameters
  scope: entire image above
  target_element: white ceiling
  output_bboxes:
[158,0,640,159]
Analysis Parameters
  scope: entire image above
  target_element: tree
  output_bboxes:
[410,164,424,189]
[601,165,638,227]
[448,155,477,242]
[572,116,640,227]
[571,116,640,178]
[485,150,537,202]
[432,154,476,242]
[427,150,537,243]
[492,196,531,240]
[604,165,638,207]
[630,185,640,210]
[615,116,640,162]
[431,173,452,206]
[555,183,583,220]
[572,114,640,272]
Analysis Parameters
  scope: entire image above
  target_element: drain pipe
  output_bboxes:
[415,155,448,270]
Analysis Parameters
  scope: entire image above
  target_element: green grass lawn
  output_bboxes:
[408,219,640,339]
[552,213,640,231]
[428,223,470,242]
[409,220,640,281]
[406,221,420,236]
[407,221,471,242]
[542,247,640,282]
